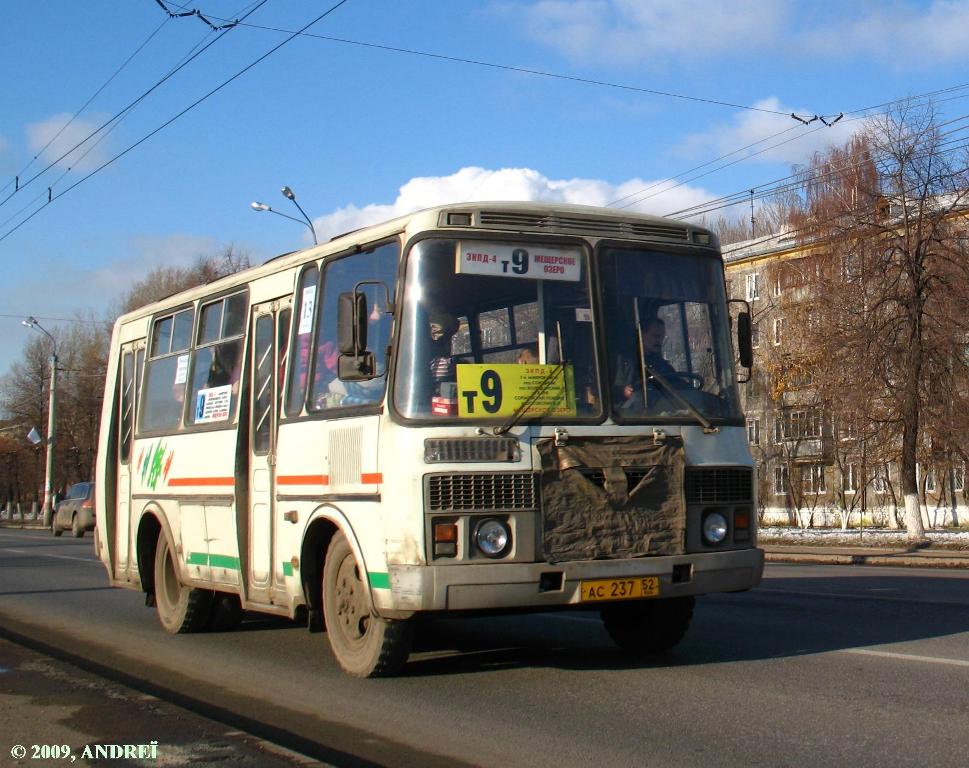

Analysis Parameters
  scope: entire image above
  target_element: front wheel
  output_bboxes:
[153,533,212,634]
[601,596,695,654]
[322,532,413,677]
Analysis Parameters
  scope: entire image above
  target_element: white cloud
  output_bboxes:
[512,0,969,68]
[677,98,860,168]
[800,0,969,65]
[25,113,112,172]
[514,0,788,65]
[311,166,717,239]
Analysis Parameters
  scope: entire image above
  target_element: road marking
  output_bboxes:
[3,548,98,564]
[841,648,969,668]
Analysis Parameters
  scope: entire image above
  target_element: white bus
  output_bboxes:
[96,202,762,677]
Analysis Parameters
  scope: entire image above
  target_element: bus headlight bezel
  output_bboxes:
[474,517,511,558]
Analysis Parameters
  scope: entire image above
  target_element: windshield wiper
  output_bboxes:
[493,361,569,435]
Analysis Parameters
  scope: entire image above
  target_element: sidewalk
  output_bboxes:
[763,544,969,569]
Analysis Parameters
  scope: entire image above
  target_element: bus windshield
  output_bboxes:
[598,245,743,423]
[394,238,602,421]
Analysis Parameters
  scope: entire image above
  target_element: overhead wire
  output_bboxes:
[0,14,172,198]
[161,3,801,118]
[663,116,969,221]
[0,0,353,245]
[0,0,268,213]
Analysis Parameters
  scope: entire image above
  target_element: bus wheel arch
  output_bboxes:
[300,514,339,633]
[135,508,164,600]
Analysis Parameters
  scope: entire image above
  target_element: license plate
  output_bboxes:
[580,576,660,602]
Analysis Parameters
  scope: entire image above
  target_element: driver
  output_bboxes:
[617,316,677,405]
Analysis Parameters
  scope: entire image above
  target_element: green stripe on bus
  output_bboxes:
[185,552,240,570]
[368,572,391,590]
[282,561,294,577]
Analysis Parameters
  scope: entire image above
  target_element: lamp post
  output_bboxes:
[22,316,57,528]
[250,185,318,244]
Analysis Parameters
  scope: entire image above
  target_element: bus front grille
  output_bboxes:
[426,472,538,512]
[685,467,753,504]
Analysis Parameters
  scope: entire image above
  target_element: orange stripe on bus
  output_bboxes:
[277,474,329,486]
[360,473,383,484]
[167,477,235,487]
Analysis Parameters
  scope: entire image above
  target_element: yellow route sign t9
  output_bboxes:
[455,363,576,418]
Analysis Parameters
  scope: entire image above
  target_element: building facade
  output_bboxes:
[723,229,967,528]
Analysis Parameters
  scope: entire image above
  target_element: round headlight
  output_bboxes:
[702,511,729,545]
[474,518,511,558]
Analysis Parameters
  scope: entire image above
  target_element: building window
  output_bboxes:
[773,317,785,345]
[954,464,965,493]
[745,273,760,301]
[842,464,858,493]
[873,466,889,494]
[777,408,822,441]
[803,464,826,494]
[751,322,760,348]
[773,273,782,297]
[773,465,788,495]
[923,467,936,493]
[746,417,760,445]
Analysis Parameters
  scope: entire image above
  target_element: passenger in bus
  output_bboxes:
[427,307,459,387]
[516,343,539,365]
[312,340,345,408]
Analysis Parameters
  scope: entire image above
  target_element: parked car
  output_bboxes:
[52,482,95,538]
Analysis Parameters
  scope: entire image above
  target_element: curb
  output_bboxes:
[763,546,969,569]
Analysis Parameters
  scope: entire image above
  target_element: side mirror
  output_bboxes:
[337,292,367,355]
[338,351,375,381]
[737,311,753,369]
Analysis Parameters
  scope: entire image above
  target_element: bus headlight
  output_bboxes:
[701,511,728,545]
[474,518,511,558]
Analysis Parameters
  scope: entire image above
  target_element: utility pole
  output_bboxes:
[22,317,57,528]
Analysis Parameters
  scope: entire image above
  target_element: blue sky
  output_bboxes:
[1,0,967,376]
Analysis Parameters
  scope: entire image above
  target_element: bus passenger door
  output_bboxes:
[115,343,143,582]
[248,302,290,604]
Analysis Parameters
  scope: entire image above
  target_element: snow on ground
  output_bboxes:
[759,526,969,550]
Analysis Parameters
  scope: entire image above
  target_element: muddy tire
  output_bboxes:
[51,517,62,537]
[71,515,84,538]
[601,596,695,654]
[322,532,412,677]
[153,533,212,634]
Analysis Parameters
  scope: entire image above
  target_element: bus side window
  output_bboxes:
[140,307,194,433]
[308,241,399,411]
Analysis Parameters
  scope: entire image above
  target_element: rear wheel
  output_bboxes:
[153,533,212,634]
[71,515,84,538]
[322,532,412,677]
[601,596,695,654]
[51,516,62,537]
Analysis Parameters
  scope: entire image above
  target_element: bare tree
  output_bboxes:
[796,102,969,540]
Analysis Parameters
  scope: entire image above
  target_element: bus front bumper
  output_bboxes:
[376,547,764,615]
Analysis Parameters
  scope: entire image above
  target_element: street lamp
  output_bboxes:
[22,316,57,528]
[250,185,318,245]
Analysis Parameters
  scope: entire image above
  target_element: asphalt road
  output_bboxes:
[1,528,968,768]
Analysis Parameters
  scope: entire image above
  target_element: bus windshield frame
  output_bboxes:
[392,236,603,425]
[597,243,744,426]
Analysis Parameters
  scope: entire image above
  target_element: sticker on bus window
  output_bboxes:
[195,385,233,423]
[455,363,576,418]
[174,354,189,385]
[297,285,316,335]
[456,243,581,282]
